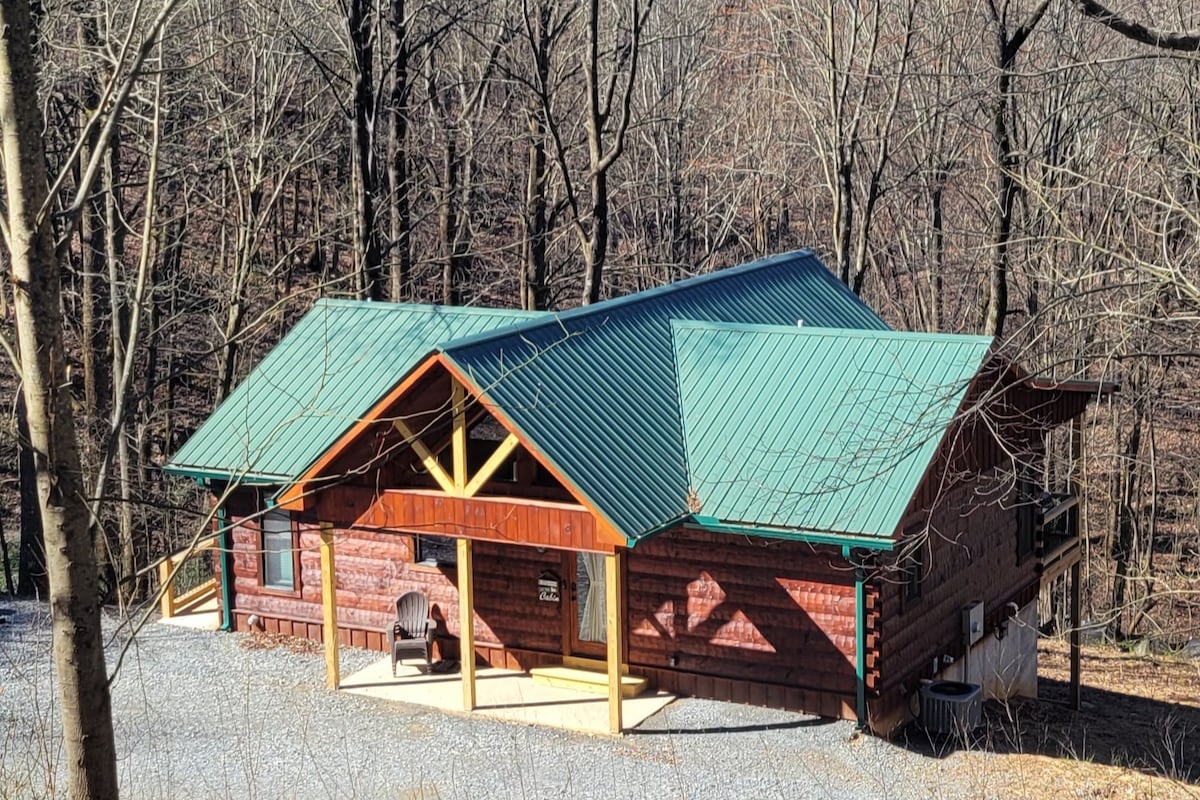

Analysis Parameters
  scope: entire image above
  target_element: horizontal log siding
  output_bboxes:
[227,514,563,657]
[872,469,1041,723]
[627,528,858,699]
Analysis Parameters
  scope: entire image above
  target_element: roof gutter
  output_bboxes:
[686,516,896,552]
[164,466,286,485]
[216,503,235,632]
[844,545,869,730]
[626,513,694,548]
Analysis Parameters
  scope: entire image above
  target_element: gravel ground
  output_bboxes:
[0,599,1013,799]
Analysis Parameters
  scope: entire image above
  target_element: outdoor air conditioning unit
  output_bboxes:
[919,680,982,736]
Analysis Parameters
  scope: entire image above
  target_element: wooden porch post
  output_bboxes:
[319,522,340,689]
[1068,415,1083,711]
[605,550,624,734]
[451,379,468,492]
[458,537,476,711]
[1069,559,1081,710]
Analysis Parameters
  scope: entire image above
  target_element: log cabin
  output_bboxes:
[165,250,1112,734]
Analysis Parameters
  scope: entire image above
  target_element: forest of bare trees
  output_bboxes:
[2,0,1200,792]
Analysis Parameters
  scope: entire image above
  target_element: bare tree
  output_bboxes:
[773,0,918,297]
[537,0,651,304]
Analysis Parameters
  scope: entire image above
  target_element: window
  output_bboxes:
[261,509,297,590]
[415,534,457,567]
[904,541,925,602]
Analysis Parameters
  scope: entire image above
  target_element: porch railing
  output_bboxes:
[158,540,218,618]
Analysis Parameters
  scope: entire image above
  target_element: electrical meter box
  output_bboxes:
[962,601,984,647]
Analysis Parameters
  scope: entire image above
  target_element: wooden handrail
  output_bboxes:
[158,540,218,618]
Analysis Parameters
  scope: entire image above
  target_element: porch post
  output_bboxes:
[319,522,340,689]
[605,550,624,734]
[451,379,468,492]
[1069,559,1081,710]
[458,537,476,711]
[1068,416,1083,711]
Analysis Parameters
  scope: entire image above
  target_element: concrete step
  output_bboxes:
[529,665,649,698]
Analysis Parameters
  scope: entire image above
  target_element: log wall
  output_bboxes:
[224,493,564,659]
[222,493,866,720]
[871,469,1042,726]
[626,528,858,701]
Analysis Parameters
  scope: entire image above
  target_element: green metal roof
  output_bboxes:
[441,250,889,542]
[166,300,542,482]
[672,321,994,538]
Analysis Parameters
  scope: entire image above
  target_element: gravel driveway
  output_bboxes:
[1,600,981,799]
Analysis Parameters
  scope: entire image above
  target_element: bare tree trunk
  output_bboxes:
[1110,399,1143,638]
[102,133,128,595]
[387,0,413,301]
[349,0,383,300]
[74,4,108,423]
[520,0,552,311]
[980,0,1051,337]
[0,511,14,595]
[0,0,119,795]
[16,395,47,598]
[438,133,463,305]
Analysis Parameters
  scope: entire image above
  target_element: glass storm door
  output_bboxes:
[566,552,607,657]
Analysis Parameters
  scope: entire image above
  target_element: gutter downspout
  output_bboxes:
[845,545,868,730]
[216,503,235,632]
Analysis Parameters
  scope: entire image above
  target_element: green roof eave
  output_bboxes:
[687,515,897,551]
[160,465,287,485]
[624,512,694,547]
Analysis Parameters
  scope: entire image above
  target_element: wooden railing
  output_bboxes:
[1038,493,1080,584]
[158,540,218,619]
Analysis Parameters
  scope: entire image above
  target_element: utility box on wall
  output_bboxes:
[962,601,984,647]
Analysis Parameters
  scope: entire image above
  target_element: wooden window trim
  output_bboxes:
[257,508,302,598]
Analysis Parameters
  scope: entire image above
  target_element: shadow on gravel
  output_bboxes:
[633,716,838,736]
[893,679,1200,786]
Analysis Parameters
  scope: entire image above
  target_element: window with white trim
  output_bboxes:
[261,509,296,590]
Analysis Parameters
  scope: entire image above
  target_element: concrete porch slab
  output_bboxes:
[339,655,675,735]
[156,596,220,630]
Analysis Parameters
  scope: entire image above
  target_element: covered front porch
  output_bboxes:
[339,656,675,734]
[314,522,644,733]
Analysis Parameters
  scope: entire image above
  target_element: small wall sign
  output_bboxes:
[538,571,560,603]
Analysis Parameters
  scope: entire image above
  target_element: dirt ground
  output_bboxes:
[915,639,1200,799]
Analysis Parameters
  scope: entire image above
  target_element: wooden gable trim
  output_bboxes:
[277,354,443,510]
[278,351,627,550]
[391,417,456,494]
[436,353,628,549]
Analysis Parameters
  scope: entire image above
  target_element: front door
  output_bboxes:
[565,551,607,657]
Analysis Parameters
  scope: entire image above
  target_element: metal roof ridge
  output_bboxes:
[440,249,824,353]
[310,298,546,317]
[670,318,995,346]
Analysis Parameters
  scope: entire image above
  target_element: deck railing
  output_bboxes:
[158,540,218,618]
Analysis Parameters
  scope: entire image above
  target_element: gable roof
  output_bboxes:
[165,301,542,482]
[440,250,888,542]
[672,321,994,539]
